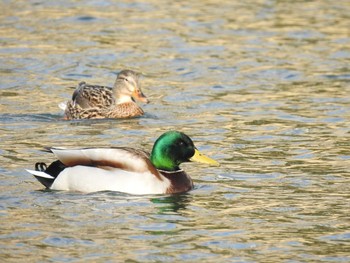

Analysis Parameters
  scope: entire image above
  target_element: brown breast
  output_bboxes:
[161,170,194,194]
[105,102,144,119]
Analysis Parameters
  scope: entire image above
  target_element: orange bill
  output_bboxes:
[132,89,149,103]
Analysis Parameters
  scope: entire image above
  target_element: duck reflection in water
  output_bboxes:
[151,194,192,213]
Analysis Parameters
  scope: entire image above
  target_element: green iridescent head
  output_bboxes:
[150,131,219,171]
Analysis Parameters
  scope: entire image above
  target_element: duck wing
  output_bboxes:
[72,82,115,109]
[47,147,159,176]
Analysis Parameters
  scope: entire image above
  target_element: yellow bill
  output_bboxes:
[190,149,220,166]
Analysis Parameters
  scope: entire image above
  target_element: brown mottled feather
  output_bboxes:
[105,102,144,119]
[72,82,115,109]
[65,101,144,120]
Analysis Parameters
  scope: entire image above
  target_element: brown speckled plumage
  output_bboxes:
[65,100,144,120]
[64,70,148,120]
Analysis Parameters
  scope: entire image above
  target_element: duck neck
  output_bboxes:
[115,95,134,104]
[114,89,133,104]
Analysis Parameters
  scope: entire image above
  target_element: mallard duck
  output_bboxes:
[26,131,219,195]
[62,69,149,120]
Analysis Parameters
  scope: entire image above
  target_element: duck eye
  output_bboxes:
[178,141,185,146]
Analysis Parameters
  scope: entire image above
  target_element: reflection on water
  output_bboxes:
[1,0,349,262]
[151,194,192,213]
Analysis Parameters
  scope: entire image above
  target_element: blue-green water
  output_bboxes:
[1,0,349,262]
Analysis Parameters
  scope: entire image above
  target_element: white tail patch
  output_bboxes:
[58,102,67,111]
[26,169,54,179]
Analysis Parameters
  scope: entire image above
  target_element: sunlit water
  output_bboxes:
[1,0,349,262]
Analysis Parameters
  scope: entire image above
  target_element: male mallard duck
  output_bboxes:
[26,131,219,195]
[62,69,149,120]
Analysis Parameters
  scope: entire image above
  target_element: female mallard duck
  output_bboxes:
[63,69,149,120]
[26,131,219,195]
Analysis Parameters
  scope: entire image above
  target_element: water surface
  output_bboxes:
[1,0,349,262]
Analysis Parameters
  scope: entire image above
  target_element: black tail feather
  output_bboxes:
[34,160,66,188]
[33,175,54,189]
[42,160,66,178]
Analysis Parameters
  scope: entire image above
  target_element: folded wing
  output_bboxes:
[48,147,159,175]
[73,82,114,109]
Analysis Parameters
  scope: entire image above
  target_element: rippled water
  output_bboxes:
[1,0,349,262]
